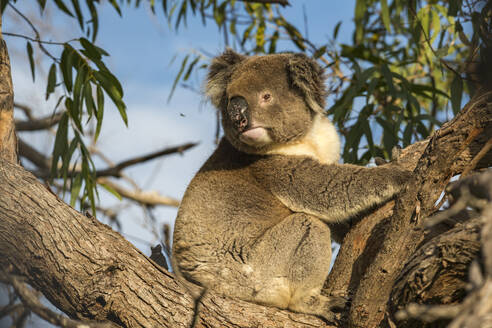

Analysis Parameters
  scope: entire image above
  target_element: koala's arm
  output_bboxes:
[252,156,413,223]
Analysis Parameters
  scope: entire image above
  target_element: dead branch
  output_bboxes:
[93,142,198,178]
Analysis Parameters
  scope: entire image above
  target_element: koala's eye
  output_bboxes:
[262,94,271,102]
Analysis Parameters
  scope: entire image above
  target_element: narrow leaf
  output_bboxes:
[99,182,122,200]
[51,113,69,177]
[53,0,74,16]
[95,85,104,141]
[450,75,463,114]
[168,55,189,102]
[70,0,84,29]
[26,42,35,81]
[70,173,83,207]
[46,63,57,100]
[380,0,391,32]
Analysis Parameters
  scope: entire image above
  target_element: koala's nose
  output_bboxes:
[228,96,249,132]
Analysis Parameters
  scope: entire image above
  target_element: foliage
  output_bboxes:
[1,0,489,212]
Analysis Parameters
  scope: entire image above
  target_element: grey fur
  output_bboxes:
[173,50,412,321]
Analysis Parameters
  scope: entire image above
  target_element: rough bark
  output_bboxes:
[0,15,17,164]
[323,91,492,328]
[0,159,335,327]
[389,218,482,328]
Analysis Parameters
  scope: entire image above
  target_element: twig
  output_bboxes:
[17,139,183,207]
[460,136,492,178]
[395,303,463,322]
[8,3,58,61]
[0,271,117,328]
[3,32,75,45]
[94,142,198,178]
[0,303,23,319]
[15,112,63,131]
[14,103,34,121]
[17,138,50,171]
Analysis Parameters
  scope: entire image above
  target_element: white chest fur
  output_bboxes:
[265,114,340,164]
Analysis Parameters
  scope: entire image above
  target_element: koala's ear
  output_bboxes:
[287,54,327,113]
[205,49,246,108]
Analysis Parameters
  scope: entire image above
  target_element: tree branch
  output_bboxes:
[0,159,332,327]
[93,142,198,178]
[324,91,492,327]
[15,112,63,131]
[0,271,117,328]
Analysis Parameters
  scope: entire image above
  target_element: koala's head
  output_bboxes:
[205,49,327,154]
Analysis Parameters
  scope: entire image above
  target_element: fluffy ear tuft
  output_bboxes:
[287,54,327,113]
[205,49,246,108]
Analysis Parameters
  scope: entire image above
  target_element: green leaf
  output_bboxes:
[51,113,69,177]
[434,45,449,58]
[60,45,75,92]
[79,37,103,61]
[242,22,255,46]
[403,122,413,146]
[213,1,227,27]
[108,0,122,16]
[1,0,9,14]
[380,0,391,33]
[84,83,95,118]
[70,0,84,30]
[380,64,396,95]
[333,21,342,39]
[99,182,122,200]
[256,20,266,52]
[175,0,188,30]
[85,0,99,42]
[26,42,35,82]
[448,0,462,16]
[450,75,463,114]
[268,31,279,54]
[168,54,189,102]
[46,63,57,100]
[36,0,47,10]
[313,46,327,59]
[93,70,127,125]
[53,0,74,17]
[70,173,83,207]
[354,0,366,43]
[71,65,88,132]
[183,56,200,81]
[95,85,104,141]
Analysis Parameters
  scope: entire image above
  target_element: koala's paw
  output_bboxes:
[291,294,349,323]
[318,295,349,322]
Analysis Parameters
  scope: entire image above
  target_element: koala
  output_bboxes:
[172,49,411,321]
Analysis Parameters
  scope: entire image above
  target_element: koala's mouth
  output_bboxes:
[239,127,272,146]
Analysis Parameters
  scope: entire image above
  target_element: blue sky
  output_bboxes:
[1,1,355,326]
